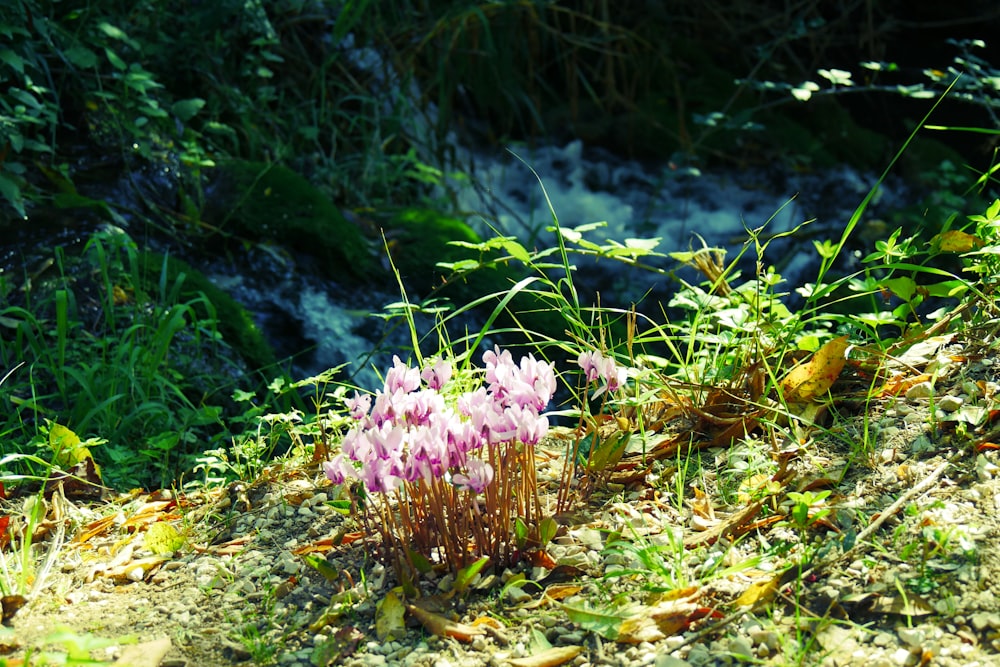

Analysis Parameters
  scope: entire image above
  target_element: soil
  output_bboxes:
[4,332,1000,667]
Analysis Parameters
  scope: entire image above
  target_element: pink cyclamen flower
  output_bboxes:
[577,349,628,398]
[345,392,372,421]
[421,359,453,390]
[484,346,556,412]
[385,356,421,394]
[451,459,495,494]
[323,453,353,485]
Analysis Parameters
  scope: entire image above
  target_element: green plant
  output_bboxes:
[602,522,688,593]
[0,229,263,488]
[784,490,832,531]
[229,585,301,666]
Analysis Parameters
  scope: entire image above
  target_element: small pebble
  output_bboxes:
[936,394,963,411]
[897,627,923,648]
[889,647,911,666]
[905,382,934,400]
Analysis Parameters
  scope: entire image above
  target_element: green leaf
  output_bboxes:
[144,522,184,554]
[0,172,26,218]
[0,47,25,73]
[104,47,127,71]
[514,516,528,549]
[170,98,205,122]
[454,556,490,594]
[301,553,340,582]
[558,601,625,640]
[408,549,433,574]
[324,499,352,516]
[538,517,558,548]
[500,239,531,263]
[881,276,916,302]
[64,46,98,69]
[97,21,130,41]
[792,503,809,527]
[587,431,629,473]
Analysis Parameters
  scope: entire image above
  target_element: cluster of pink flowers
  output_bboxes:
[577,349,628,398]
[324,347,556,495]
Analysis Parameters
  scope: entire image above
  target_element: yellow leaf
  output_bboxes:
[143,522,184,555]
[779,336,849,402]
[49,422,84,466]
[932,230,980,253]
[734,574,781,608]
[376,589,407,642]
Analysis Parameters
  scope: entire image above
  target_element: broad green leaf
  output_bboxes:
[557,601,625,640]
[104,47,127,71]
[514,516,528,549]
[324,499,352,515]
[538,517,557,547]
[48,422,92,468]
[63,46,98,69]
[0,172,26,218]
[170,98,205,122]
[587,431,629,473]
[500,239,531,263]
[301,553,340,582]
[98,22,128,39]
[0,48,25,73]
[408,549,433,574]
[453,556,489,594]
[882,276,916,301]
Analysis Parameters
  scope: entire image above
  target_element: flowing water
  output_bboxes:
[248,138,915,388]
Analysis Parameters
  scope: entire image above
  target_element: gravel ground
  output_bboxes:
[5,339,1000,667]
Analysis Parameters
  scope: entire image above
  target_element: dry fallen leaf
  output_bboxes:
[375,589,407,642]
[780,336,849,402]
[691,486,715,521]
[506,646,583,667]
[616,590,716,644]
[111,637,172,667]
[406,603,485,642]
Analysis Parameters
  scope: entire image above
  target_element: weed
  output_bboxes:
[0,230,259,488]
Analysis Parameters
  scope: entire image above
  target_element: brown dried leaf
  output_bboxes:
[691,486,715,521]
[506,646,583,667]
[868,593,933,617]
[111,637,171,667]
[543,584,584,602]
[616,590,714,644]
[406,604,484,642]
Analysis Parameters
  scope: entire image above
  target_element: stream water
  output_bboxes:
[264,138,915,389]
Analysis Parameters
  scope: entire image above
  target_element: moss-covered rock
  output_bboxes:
[386,208,493,298]
[205,160,376,282]
[136,251,276,371]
